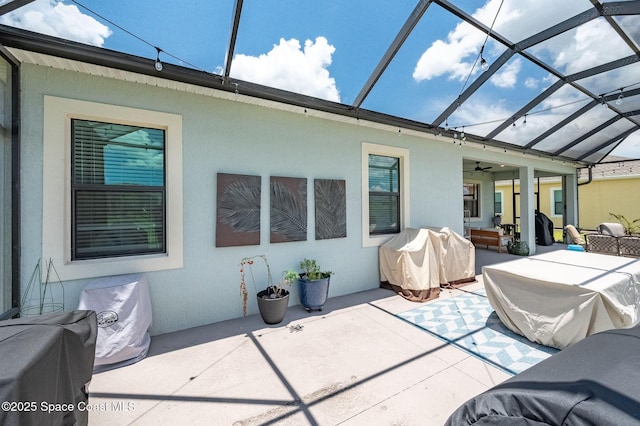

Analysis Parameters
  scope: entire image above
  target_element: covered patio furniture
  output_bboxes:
[379,227,475,302]
[446,324,640,425]
[564,224,585,245]
[483,250,640,349]
[0,311,97,426]
[78,273,152,371]
[535,210,555,246]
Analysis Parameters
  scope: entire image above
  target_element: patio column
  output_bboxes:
[519,166,535,255]
[563,173,578,228]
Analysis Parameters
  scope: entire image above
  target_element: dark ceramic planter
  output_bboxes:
[298,276,330,312]
[256,289,289,324]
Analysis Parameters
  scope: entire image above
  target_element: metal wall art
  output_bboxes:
[314,179,347,240]
[216,173,261,247]
[270,176,307,243]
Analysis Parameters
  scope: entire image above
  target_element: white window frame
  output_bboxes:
[361,142,410,247]
[550,187,563,217]
[43,96,183,281]
[463,180,481,219]
[494,190,504,215]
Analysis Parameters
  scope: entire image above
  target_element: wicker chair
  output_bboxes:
[585,223,640,257]
[619,236,640,257]
[585,233,620,255]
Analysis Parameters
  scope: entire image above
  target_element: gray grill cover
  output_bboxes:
[0,310,97,426]
[446,325,640,425]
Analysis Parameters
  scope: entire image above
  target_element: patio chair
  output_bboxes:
[585,222,626,256]
[619,236,640,257]
[564,224,584,246]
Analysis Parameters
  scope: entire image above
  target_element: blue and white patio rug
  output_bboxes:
[397,289,559,375]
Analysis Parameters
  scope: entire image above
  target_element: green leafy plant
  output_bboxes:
[299,258,333,280]
[239,255,296,316]
[609,213,640,235]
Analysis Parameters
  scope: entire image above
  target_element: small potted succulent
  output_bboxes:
[297,258,333,312]
[240,255,297,324]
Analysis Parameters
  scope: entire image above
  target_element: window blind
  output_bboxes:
[369,154,400,235]
[71,119,166,259]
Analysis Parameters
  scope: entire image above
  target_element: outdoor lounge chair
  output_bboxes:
[564,224,584,246]
[620,236,640,257]
[585,222,640,257]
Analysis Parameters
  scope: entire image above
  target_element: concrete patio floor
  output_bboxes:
[87,244,565,425]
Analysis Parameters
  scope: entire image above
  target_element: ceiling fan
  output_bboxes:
[466,161,493,172]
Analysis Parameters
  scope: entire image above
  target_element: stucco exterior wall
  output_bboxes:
[18,61,580,334]
[496,176,640,231]
[19,63,469,335]
[578,176,640,230]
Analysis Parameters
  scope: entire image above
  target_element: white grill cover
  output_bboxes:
[379,227,475,291]
[78,273,152,371]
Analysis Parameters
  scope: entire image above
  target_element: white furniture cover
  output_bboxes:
[379,227,475,301]
[484,250,640,349]
[78,273,152,371]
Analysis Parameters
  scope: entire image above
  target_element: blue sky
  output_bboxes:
[1,0,638,160]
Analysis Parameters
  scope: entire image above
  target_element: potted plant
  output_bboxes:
[240,255,297,324]
[609,212,640,235]
[297,258,333,312]
[507,239,529,256]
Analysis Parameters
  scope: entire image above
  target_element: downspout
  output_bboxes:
[577,165,593,186]
[574,165,594,235]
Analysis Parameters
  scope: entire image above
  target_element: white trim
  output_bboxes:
[361,142,410,247]
[494,190,504,215]
[43,96,183,281]
[550,187,563,217]
[463,180,481,220]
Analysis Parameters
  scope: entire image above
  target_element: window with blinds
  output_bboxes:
[71,119,166,260]
[553,189,563,216]
[463,182,480,218]
[368,154,400,235]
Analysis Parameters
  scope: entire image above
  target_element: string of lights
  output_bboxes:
[70,0,205,72]
[456,0,505,102]
[448,79,640,132]
[64,0,640,139]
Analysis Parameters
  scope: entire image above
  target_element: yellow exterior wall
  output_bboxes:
[495,180,564,230]
[496,175,640,231]
[577,176,640,230]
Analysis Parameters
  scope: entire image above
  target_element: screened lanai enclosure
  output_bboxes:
[0,0,638,164]
[0,0,640,323]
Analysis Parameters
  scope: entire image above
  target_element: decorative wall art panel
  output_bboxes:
[315,179,347,240]
[270,176,307,243]
[216,173,261,247]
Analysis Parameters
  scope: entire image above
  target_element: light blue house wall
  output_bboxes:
[19,63,467,335]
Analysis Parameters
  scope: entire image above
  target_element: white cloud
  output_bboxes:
[231,36,340,102]
[541,18,630,75]
[0,0,111,46]
[524,77,538,89]
[411,0,597,85]
[490,58,521,88]
[610,131,640,160]
[412,16,485,82]
[446,97,512,136]
[413,0,517,83]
